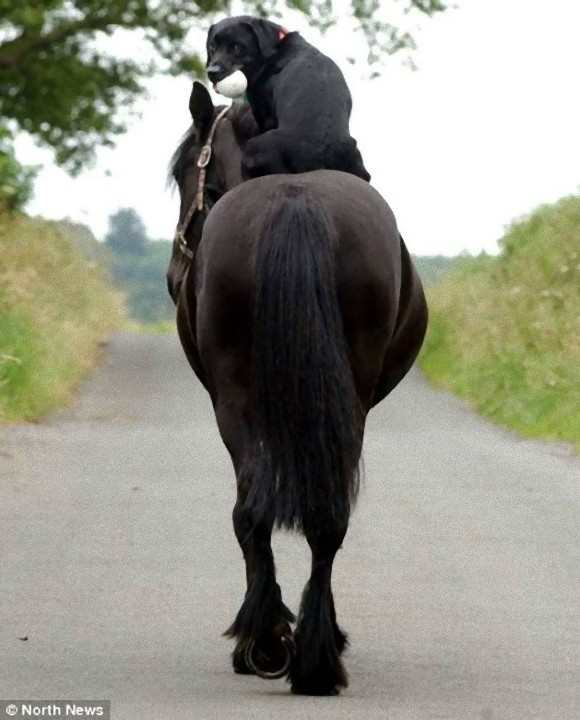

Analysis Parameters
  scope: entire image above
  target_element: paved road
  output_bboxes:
[0,334,578,720]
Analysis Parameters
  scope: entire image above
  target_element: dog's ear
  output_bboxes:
[244,18,282,59]
[206,24,215,65]
[189,81,214,134]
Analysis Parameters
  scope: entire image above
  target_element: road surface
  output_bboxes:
[0,333,578,719]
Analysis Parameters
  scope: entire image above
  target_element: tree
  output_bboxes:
[0,1,449,174]
[0,129,36,211]
[102,209,175,323]
[104,207,148,256]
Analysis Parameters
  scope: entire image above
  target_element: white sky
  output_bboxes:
[15,0,580,256]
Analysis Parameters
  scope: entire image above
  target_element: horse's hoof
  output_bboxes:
[233,658,255,674]
[232,644,255,675]
[291,684,340,696]
[244,635,294,680]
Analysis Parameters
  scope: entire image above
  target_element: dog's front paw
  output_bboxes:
[241,154,259,180]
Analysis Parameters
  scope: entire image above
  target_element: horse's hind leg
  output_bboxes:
[215,399,294,675]
[291,520,349,695]
[227,491,295,675]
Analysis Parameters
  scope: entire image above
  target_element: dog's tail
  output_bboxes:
[245,185,363,535]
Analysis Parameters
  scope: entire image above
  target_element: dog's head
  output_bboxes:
[206,16,286,84]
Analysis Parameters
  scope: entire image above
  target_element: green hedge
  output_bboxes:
[0,212,123,421]
[420,195,580,448]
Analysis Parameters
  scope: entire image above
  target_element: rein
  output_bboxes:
[174,105,230,260]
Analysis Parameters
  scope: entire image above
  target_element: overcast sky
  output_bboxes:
[15,0,580,256]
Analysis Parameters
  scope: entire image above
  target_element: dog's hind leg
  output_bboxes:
[325,137,371,182]
[242,132,290,179]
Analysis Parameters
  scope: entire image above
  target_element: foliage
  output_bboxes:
[0,210,124,421]
[104,207,148,255]
[0,0,450,172]
[420,195,580,448]
[57,218,103,258]
[106,239,175,324]
[100,207,174,324]
[0,128,36,211]
[412,253,455,285]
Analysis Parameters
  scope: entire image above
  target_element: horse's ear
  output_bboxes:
[189,81,214,134]
[244,18,282,59]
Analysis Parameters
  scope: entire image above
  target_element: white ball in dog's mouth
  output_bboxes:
[214,70,248,98]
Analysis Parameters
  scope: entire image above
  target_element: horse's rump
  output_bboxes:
[196,171,406,400]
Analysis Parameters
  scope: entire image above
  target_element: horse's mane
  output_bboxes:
[168,126,197,187]
[230,102,260,145]
[168,102,259,186]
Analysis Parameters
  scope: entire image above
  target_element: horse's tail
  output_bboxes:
[246,185,362,534]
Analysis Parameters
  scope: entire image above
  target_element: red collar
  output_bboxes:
[279,28,288,40]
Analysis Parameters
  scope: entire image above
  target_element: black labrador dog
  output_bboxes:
[206,15,371,182]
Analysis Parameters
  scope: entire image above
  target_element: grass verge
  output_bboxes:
[419,195,580,449]
[0,212,124,421]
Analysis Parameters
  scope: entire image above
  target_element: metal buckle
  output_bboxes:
[197,145,212,168]
[175,230,194,259]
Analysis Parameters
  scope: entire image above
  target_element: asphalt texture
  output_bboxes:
[0,333,578,720]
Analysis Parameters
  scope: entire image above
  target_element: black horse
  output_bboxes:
[167,82,428,695]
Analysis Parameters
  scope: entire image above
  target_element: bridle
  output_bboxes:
[174,105,230,260]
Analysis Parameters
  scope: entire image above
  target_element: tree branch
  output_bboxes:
[0,13,125,69]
